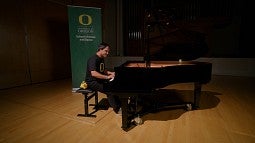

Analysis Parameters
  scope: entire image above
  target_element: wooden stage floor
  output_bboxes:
[0,75,255,143]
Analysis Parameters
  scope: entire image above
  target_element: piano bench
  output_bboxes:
[76,88,99,118]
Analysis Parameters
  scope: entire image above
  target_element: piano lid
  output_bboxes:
[148,29,209,61]
[144,8,209,61]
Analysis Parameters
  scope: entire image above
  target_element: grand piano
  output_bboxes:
[109,9,212,131]
[110,60,212,131]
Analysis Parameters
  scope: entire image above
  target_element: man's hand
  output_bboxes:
[107,71,115,79]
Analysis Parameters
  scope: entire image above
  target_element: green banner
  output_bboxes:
[68,6,102,91]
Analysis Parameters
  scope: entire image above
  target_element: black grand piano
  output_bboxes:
[109,9,212,131]
[110,60,212,131]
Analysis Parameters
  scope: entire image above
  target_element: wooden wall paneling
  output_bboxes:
[23,0,71,83]
[0,0,109,89]
[0,0,31,89]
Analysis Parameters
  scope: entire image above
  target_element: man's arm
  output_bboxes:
[91,70,112,80]
[93,69,115,80]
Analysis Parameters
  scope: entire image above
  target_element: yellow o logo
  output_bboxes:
[100,63,105,72]
[79,14,92,25]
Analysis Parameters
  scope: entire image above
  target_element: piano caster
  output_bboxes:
[132,114,143,125]
[186,103,192,111]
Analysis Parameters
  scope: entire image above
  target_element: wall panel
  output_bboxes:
[0,0,30,89]
[0,0,111,89]
[23,0,71,83]
[0,0,71,89]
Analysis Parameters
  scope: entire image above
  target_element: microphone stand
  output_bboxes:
[145,24,151,68]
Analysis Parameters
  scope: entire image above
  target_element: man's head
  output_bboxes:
[97,42,110,58]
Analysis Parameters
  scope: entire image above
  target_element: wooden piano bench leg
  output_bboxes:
[76,89,98,118]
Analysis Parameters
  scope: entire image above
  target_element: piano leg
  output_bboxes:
[118,93,136,131]
[119,96,129,131]
[194,82,202,109]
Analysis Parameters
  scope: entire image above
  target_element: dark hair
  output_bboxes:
[98,42,110,51]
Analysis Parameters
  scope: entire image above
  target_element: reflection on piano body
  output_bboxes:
[112,61,211,91]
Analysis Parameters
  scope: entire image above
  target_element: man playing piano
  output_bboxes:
[85,42,122,114]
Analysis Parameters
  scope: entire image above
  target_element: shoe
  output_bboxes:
[114,108,122,115]
[117,108,122,115]
[113,107,122,115]
[113,107,119,113]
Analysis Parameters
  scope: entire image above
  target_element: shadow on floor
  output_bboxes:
[133,89,221,122]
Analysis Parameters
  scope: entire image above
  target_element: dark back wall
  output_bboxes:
[0,0,252,89]
[0,0,117,89]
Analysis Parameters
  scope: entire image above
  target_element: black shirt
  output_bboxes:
[85,54,106,83]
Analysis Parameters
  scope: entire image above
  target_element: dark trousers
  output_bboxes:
[87,81,121,110]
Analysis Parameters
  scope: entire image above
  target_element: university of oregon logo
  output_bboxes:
[100,63,105,72]
[79,14,92,25]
